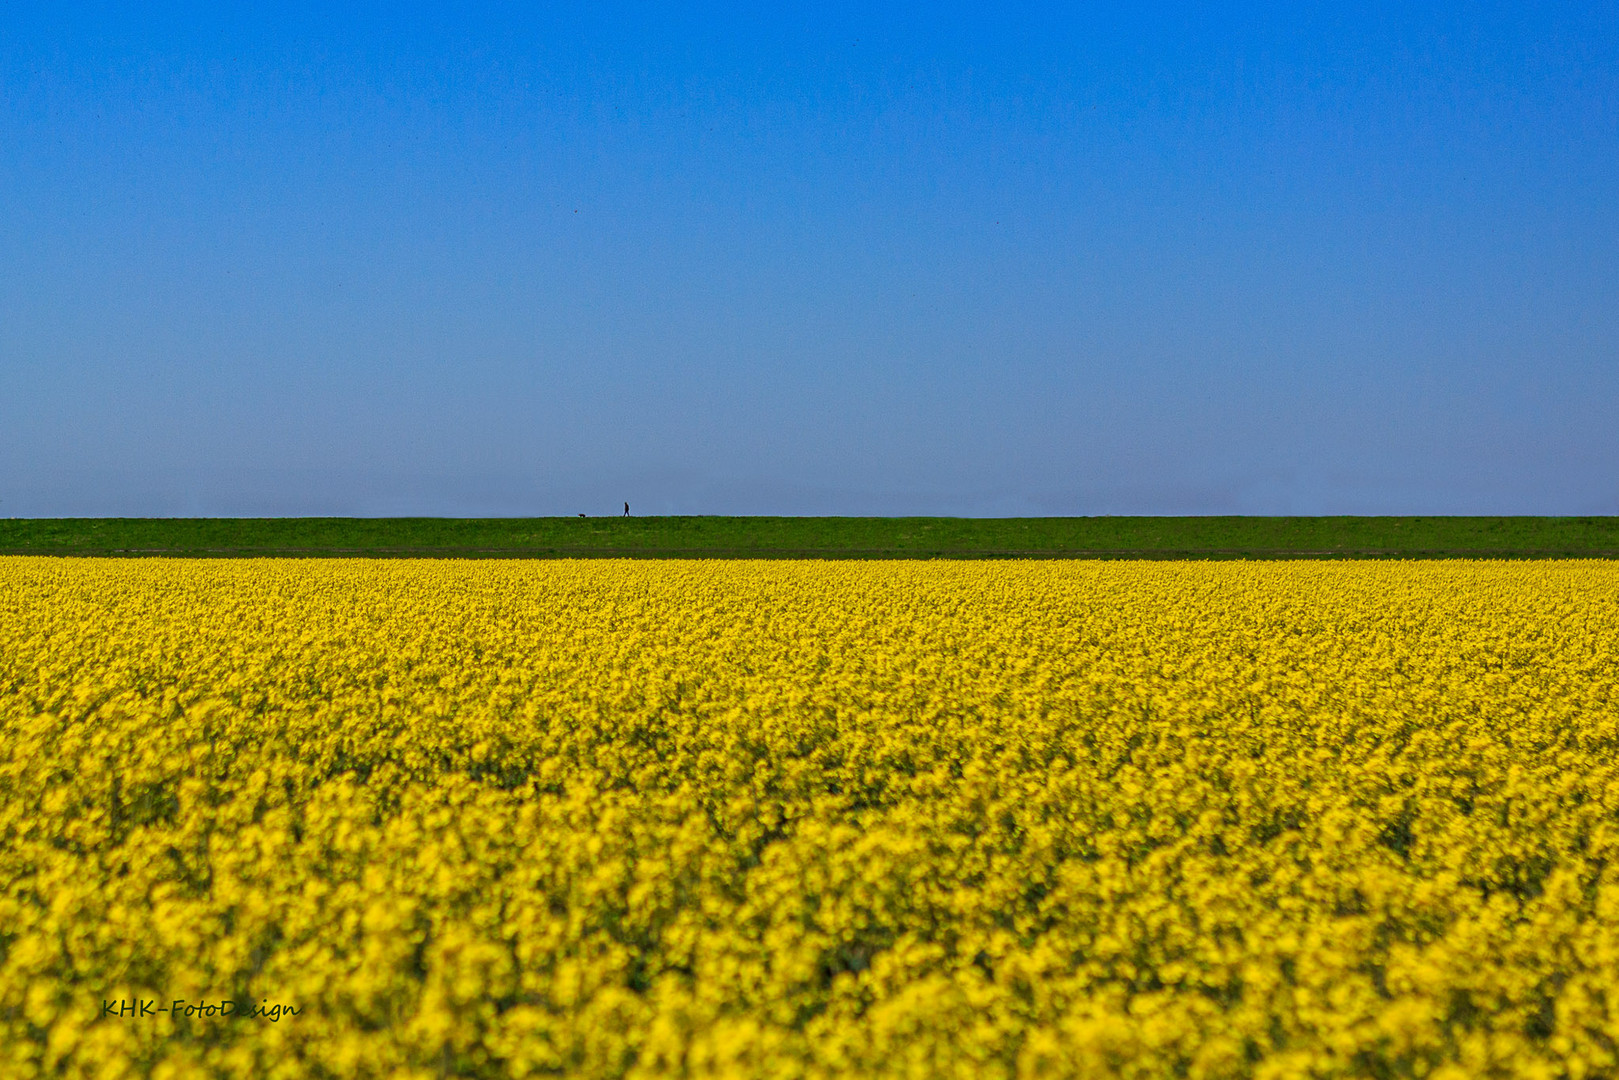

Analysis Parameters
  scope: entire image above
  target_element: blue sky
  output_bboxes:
[3,3,1616,516]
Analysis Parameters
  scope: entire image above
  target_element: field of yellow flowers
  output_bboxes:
[3,557,1618,1080]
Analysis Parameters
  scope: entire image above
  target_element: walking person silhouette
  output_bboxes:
[624,502,629,517]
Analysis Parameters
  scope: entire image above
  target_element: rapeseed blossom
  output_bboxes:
[2,557,1617,1078]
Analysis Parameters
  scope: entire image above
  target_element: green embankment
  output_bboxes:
[2,517,1617,558]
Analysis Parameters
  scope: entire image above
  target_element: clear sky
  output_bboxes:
[3,3,1616,517]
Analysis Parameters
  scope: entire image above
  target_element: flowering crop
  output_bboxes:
[3,557,1618,1079]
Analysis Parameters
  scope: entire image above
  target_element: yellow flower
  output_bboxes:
[1,557,1616,1077]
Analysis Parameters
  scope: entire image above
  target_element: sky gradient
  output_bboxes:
[4,3,1616,517]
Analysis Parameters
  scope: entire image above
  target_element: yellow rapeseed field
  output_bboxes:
[3,557,1618,1080]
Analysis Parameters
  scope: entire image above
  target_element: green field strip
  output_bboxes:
[3,516,1618,559]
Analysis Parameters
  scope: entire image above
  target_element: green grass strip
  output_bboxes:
[3,516,1618,558]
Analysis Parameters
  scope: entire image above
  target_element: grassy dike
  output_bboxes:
[3,516,1618,558]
